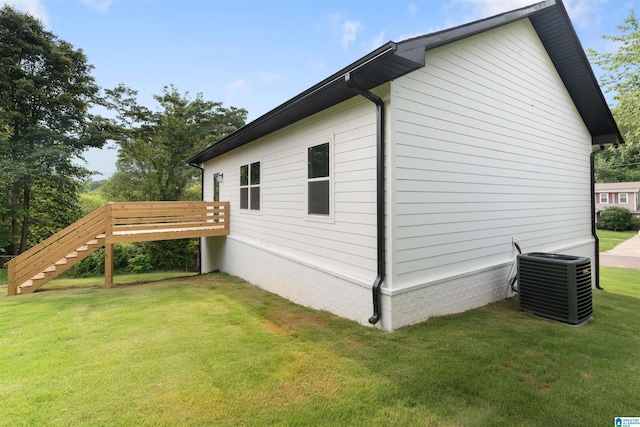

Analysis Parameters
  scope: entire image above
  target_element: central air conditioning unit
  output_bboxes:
[517,252,592,326]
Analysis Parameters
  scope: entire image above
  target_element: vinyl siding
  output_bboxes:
[202,94,381,283]
[390,19,594,289]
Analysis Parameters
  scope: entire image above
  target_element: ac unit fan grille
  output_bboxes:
[575,260,593,321]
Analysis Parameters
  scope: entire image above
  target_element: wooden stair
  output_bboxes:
[6,205,108,296]
[15,235,106,294]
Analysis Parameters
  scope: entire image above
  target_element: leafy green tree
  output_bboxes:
[81,179,107,192]
[0,6,107,254]
[101,84,247,202]
[94,84,246,273]
[27,178,83,247]
[78,190,106,216]
[77,178,107,215]
[182,181,202,201]
[588,10,640,182]
[593,146,640,182]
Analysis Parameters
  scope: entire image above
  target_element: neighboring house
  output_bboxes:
[188,0,622,331]
[595,182,640,220]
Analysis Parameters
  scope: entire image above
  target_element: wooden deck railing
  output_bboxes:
[6,201,229,295]
[106,201,229,243]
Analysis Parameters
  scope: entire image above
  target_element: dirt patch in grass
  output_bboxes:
[263,306,332,333]
[537,383,551,394]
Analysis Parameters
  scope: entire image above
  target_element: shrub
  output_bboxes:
[598,206,632,231]
[71,248,104,276]
[128,253,153,274]
[142,239,199,271]
[67,239,198,277]
[69,243,138,277]
[629,216,640,231]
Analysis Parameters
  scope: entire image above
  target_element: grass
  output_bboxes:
[600,266,640,298]
[0,267,195,290]
[42,271,197,289]
[597,229,637,252]
[0,270,639,426]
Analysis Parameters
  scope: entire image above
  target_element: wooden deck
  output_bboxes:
[6,201,229,295]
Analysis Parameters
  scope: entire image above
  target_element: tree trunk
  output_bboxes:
[19,181,30,254]
[10,181,19,256]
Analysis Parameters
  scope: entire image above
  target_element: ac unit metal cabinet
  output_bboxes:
[517,252,592,326]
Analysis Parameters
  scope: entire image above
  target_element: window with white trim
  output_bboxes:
[307,142,330,216]
[599,193,608,203]
[240,161,260,210]
[619,193,628,204]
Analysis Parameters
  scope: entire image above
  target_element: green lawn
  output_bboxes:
[600,266,640,297]
[0,267,195,290]
[0,270,638,426]
[597,229,637,252]
[43,271,197,289]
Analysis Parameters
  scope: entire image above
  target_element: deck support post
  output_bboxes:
[104,243,114,289]
[7,261,16,296]
[104,203,114,289]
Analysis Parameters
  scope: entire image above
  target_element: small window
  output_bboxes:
[308,142,330,216]
[599,193,608,204]
[619,193,628,204]
[240,161,260,210]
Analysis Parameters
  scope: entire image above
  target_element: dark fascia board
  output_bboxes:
[527,0,623,146]
[395,0,554,54]
[188,43,425,164]
[188,0,622,164]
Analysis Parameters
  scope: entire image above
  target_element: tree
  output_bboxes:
[28,178,83,246]
[102,84,247,202]
[94,85,247,274]
[593,145,640,182]
[588,10,640,182]
[0,6,107,254]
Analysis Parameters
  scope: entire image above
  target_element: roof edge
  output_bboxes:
[396,0,556,52]
[541,0,624,146]
[187,42,404,164]
[189,0,623,164]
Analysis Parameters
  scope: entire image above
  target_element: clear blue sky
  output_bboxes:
[3,0,637,178]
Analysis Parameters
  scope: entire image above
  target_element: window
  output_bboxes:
[619,193,628,204]
[599,193,609,203]
[308,142,330,216]
[240,161,260,210]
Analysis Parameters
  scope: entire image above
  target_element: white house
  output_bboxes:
[188,0,622,331]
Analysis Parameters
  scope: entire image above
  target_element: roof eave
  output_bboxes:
[189,0,623,164]
[187,42,425,164]
[526,0,624,145]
